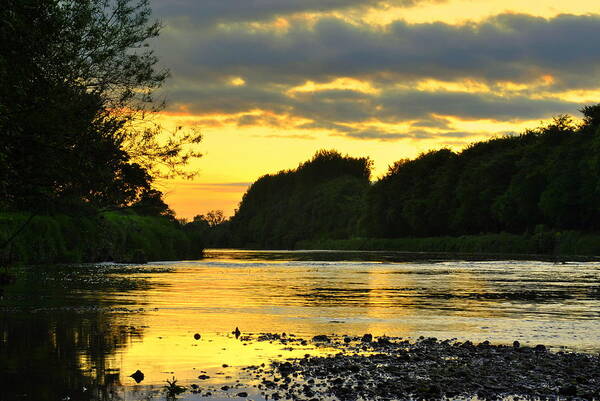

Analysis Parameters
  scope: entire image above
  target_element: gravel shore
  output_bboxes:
[239,334,600,400]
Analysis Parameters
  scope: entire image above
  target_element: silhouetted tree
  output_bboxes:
[0,0,201,213]
[230,150,371,248]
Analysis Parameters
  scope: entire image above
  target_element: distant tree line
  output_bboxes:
[210,105,600,249]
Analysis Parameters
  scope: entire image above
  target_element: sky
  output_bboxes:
[149,0,600,219]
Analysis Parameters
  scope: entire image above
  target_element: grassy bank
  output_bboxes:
[0,211,203,264]
[296,231,600,258]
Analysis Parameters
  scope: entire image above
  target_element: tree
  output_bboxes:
[131,189,175,218]
[195,210,226,227]
[0,0,201,212]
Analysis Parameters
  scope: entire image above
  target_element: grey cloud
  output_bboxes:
[377,90,579,121]
[410,116,452,129]
[158,13,600,88]
[237,114,288,128]
[152,0,436,25]
[167,81,580,121]
[155,11,599,141]
[341,128,492,141]
[166,84,290,114]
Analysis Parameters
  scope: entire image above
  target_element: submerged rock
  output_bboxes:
[361,333,373,342]
[129,370,144,383]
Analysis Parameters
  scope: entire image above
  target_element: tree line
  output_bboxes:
[204,105,600,249]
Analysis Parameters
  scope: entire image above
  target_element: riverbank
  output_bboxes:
[0,211,203,264]
[195,333,599,401]
[296,231,600,259]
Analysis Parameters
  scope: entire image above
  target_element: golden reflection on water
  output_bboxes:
[50,252,600,390]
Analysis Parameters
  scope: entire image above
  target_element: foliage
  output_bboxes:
[0,0,201,214]
[222,106,600,254]
[360,106,600,238]
[228,150,372,248]
[296,231,600,257]
[0,211,203,264]
[194,210,226,227]
[164,377,186,398]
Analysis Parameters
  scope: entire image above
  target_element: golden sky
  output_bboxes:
[150,0,600,218]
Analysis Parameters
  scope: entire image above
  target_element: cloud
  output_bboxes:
[155,12,600,140]
[343,129,488,141]
[153,0,440,26]
[159,13,600,88]
[165,82,581,125]
[376,90,578,121]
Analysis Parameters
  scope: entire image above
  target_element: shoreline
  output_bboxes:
[211,333,600,400]
[294,233,600,261]
[205,248,600,263]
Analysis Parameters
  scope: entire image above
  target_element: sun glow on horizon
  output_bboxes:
[152,0,600,219]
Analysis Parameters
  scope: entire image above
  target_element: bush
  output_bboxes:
[0,212,203,264]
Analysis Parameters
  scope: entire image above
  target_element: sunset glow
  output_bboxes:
[150,0,600,218]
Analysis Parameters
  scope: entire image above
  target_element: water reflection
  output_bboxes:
[0,264,153,400]
[2,251,600,400]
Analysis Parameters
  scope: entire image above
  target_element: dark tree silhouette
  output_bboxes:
[223,106,600,249]
[0,0,201,213]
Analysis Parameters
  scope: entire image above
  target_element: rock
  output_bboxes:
[559,384,578,396]
[361,333,373,342]
[221,385,230,391]
[312,335,330,342]
[513,340,520,348]
[343,336,352,343]
[129,369,144,383]
[278,362,294,376]
[534,344,546,352]
[237,391,248,397]
[223,364,229,368]
[194,333,201,340]
[377,337,392,346]
[198,374,210,380]
[233,327,241,338]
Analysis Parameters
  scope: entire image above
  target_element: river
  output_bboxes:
[2,249,600,400]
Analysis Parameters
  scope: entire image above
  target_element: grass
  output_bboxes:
[164,376,186,398]
[0,211,204,264]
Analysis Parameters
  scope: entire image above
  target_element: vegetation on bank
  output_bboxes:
[202,105,600,256]
[0,212,203,264]
[0,0,203,264]
[226,150,371,249]
[297,230,600,257]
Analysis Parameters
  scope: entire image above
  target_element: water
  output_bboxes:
[2,249,600,400]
